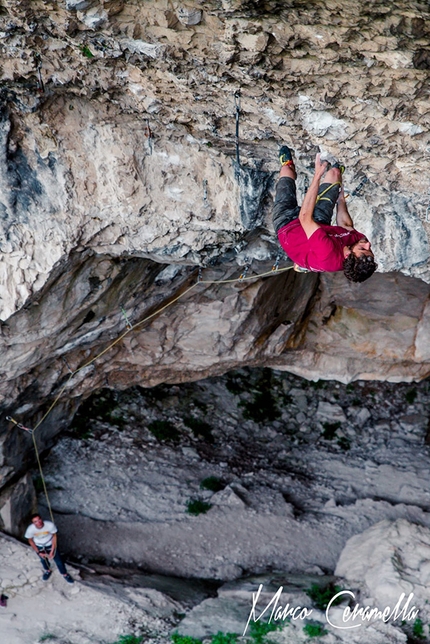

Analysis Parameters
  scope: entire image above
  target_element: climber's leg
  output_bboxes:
[273,146,300,233]
[313,166,342,225]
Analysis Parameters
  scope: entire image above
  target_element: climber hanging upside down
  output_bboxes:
[273,147,377,282]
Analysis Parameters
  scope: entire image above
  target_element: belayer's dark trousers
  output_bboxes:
[37,545,68,575]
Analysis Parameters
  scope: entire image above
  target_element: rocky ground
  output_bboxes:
[0,534,178,644]
[17,367,429,643]
[2,0,430,482]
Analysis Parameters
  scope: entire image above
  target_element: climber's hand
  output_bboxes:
[314,153,328,180]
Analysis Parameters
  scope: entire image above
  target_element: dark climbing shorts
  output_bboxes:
[272,177,341,233]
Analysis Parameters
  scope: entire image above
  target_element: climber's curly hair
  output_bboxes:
[343,254,377,283]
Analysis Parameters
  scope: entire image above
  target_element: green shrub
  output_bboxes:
[80,44,94,58]
[305,583,344,611]
[413,618,425,639]
[211,633,238,644]
[337,437,351,451]
[186,499,212,516]
[171,635,202,644]
[225,373,246,395]
[309,380,325,390]
[34,475,45,493]
[184,416,213,443]
[147,420,180,442]
[200,476,225,492]
[321,422,341,440]
[39,636,57,643]
[303,622,327,637]
[70,388,124,435]
[406,388,417,405]
[240,390,281,423]
[248,620,283,643]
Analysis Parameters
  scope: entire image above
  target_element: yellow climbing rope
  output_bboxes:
[8,263,295,521]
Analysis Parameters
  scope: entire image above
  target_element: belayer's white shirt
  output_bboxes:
[25,520,57,547]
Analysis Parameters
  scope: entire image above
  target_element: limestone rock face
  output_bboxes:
[336,519,430,623]
[0,0,429,312]
[0,0,430,486]
[0,473,36,537]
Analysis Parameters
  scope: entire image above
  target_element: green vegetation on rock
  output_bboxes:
[305,582,344,611]
[113,636,144,644]
[147,419,180,442]
[321,421,341,440]
[303,622,328,637]
[184,416,214,443]
[186,499,212,516]
[412,617,425,639]
[200,476,225,492]
[248,619,284,643]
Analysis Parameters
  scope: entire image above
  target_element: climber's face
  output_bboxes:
[350,238,374,258]
[32,516,44,529]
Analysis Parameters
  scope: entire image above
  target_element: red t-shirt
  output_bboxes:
[277,220,366,272]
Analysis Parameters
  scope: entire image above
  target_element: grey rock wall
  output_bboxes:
[1,0,430,507]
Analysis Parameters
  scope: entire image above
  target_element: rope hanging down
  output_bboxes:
[6,262,295,521]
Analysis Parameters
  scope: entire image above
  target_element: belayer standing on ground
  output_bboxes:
[273,146,377,282]
[25,513,74,583]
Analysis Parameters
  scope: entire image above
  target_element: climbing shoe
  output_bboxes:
[42,571,52,581]
[332,161,345,174]
[63,574,74,584]
[279,145,294,167]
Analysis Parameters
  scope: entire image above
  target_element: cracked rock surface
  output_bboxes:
[22,367,429,643]
[38,369,430,578]
[1,0,430,457]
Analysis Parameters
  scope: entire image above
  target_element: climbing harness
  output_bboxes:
[293,264,310,273]
[6,416,34,436]
[315,181,342,204]
[234,90,241,167]
[6,262,295,522]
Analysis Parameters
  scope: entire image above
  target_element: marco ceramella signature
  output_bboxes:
[243,584,420,635]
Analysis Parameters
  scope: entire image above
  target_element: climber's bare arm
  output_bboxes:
[336,187,354,230]
[299,154,328,239]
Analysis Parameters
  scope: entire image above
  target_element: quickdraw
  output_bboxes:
[346,177,369,202]
[234,90,241,167]
[120,305,133,330]
[6,416,34,435]
[239,261,250,281]
[34,53,45,93]
[145,119,153,155]
[271,252,281,272]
